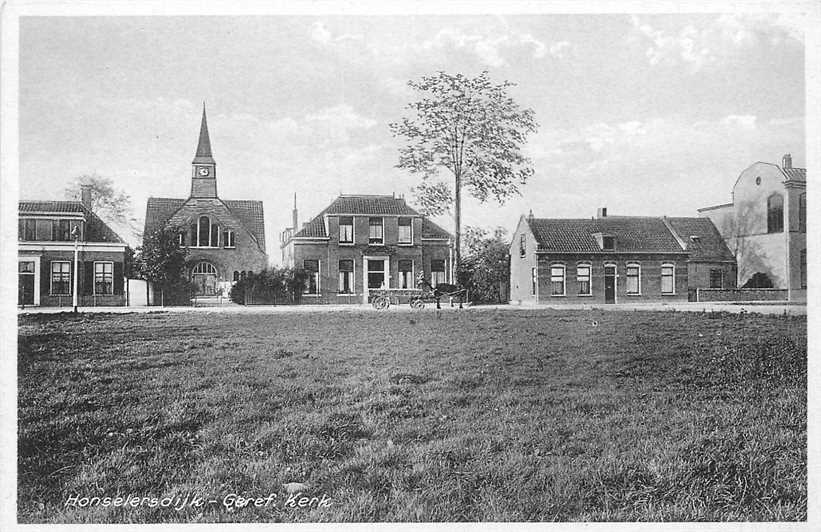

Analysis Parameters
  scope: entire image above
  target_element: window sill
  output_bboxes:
[577,293,593,297]
[626,293,642,296]
[303,294,322,297]
[223,246,235,249]
[188,246,221,249]
[368,241,384,246]
[337,293,358,296]
[661,293,676,296]
[338,242,355,246]
[397,242,414,246]
[550,294,566,297]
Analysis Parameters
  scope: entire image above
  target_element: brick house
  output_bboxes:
[143,106,268,296]
[509,209,736,304]
[280,195,452,304]
[18,186,129,307]
[698,154,806,301]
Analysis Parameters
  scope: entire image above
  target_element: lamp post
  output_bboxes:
[71,224,80,312]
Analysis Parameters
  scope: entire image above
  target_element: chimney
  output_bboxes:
[782,153,792,169]
[527,209,535,222]
[292,193,298,230]
[597,207,607,218]
[80,184,93,211]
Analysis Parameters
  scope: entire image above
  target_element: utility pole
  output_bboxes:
[71,224,80,313]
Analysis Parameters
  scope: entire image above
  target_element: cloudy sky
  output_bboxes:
[19,12,806,259]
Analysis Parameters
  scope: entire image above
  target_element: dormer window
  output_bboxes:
[689,235,701,244]
[602,236,615,251]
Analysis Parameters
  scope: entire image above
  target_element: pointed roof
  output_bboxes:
[192,103,215,164]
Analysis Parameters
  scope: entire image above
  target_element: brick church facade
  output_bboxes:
[143,106,268,296]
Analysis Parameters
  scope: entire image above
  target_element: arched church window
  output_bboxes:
[767,194,784,233]
[233,271,239,282]
[198,216,211,246]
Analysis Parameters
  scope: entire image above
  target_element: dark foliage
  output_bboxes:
[229,267,310,305]
[134,227,195,305]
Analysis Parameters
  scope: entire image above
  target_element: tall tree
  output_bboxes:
[389,71,537,274]
[65,173,138,240]
[135,226,192,305]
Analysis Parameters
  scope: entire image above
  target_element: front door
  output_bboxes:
[191,261,218,296]
[604,265,616,304]
[363,256,389,304]
[18,261,35,305]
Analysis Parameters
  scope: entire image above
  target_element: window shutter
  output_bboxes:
[114,262,124,295]
[83,261,94,295]
[40,261,50,298]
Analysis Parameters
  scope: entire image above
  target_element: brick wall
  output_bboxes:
[536,254,689,304]
[695,288,788,302]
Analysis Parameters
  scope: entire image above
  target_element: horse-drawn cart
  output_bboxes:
[370,274,467,310]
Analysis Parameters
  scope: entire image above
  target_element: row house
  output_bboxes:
[18,186,129,307]
[280,195,452,304]
[510,209,736,304]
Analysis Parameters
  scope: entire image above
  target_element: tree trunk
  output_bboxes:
[454,172,461,283]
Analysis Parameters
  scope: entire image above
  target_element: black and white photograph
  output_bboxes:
[1,0,817,527]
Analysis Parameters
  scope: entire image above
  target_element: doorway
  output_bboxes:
[604,264,616,304]
[191,261,218,296]
[18,260,35,305]
[363,256,389,304]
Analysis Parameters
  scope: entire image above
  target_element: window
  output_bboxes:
[368,217,384,244]
[20,219,36,241]
[304,259,319,294]
[198,216,210,246]
[602,236,615,251]
[54,220,72,241]
[577,264,591,295]
[94,262,113,295]
[709,269,723,289]
[210,222,219,247]
[398,218,413,244]
[431,259,446,287]
[801,249,807,289]
[50,261,71,295]
[240,270,246,280]
[398,259,413,288]
[661,264,675,294]
[531,267,538,295]
[626,264,640,295]
[550,265,565,296]
[233,271,239,282]
[223,230,235,248]
[767,194,784,233]
[799,193,806,233]
[19,261,35,273]
[36,219,53,241]
[339,259,354,294]
[339,216,354,244]
[178,232,186,246]
[519,234,526,257]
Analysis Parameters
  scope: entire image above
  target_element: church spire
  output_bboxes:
[191,103,217,198]
[193,102,215,164]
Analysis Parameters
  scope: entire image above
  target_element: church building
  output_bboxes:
[143,106,268,296]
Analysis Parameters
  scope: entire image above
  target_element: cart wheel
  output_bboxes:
[410,298,424,310]
[373,296,389,310]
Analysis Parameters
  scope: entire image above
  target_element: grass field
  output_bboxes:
[17,308,806,523]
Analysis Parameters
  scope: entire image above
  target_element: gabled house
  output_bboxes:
[280,194,452,304]
[143,106,268,296]
[18,187,129,307]
[509,209,736,304]
[698,154,806,301]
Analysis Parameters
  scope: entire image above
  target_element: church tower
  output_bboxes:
[191,103,217,198]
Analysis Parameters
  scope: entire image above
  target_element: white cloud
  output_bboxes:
[548,40,572,59]
[309,21,364,47]
[629,13,804,72]
[420,26,552,67]
[719,114,757,129]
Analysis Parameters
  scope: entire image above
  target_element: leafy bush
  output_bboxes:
[229,267,310,305]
